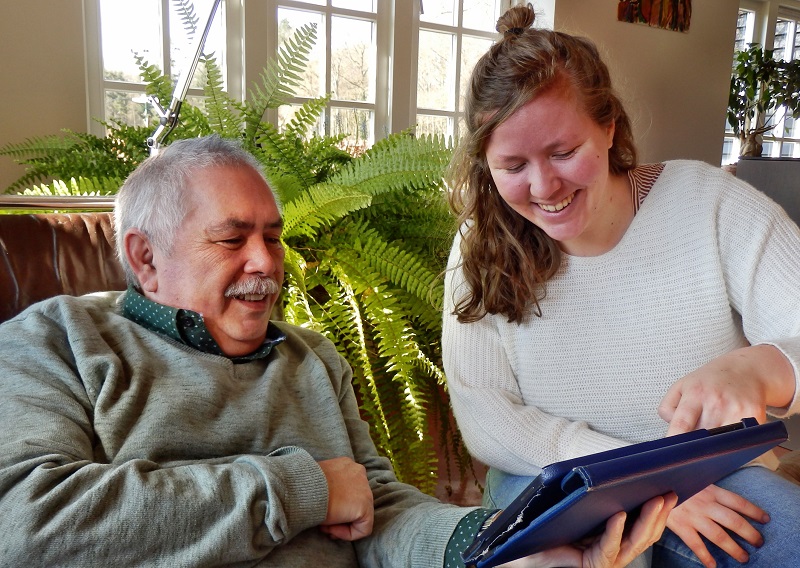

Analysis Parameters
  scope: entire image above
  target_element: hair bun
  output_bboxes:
[496,3,536,36]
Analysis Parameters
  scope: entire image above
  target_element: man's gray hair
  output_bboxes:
[114,135,273,287]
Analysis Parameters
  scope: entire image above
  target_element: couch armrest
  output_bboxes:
[0,212,126,323]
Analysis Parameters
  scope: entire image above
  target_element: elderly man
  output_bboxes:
[0,136,672,566]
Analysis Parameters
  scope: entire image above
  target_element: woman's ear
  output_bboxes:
[606,121,616,149]
[124,229,158,293]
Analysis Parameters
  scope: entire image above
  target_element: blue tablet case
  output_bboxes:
[462,418,788,568]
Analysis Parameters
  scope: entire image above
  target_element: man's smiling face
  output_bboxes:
[144,164,285,356]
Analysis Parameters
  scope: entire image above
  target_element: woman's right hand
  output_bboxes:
[665,483,768,568]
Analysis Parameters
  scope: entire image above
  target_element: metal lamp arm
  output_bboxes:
[146,0,222,155]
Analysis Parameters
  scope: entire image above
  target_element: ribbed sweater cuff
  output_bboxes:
[410,505,480,568]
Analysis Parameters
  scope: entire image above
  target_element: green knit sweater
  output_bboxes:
[0,291,472,566]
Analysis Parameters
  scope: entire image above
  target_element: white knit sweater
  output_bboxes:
[443,160,800,476]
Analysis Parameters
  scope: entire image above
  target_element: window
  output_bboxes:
[267,1,382,150]
[415,0,500,142]
[85,0,233,137]
[724,2,800,163]
[85,0,512,145]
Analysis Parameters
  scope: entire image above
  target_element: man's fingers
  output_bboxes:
[321,516,374,541]
[319,456,374,541]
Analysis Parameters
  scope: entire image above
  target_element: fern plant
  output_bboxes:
[0,15,474,495]
[261,124,458,492]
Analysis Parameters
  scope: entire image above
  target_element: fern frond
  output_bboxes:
[284,96,328,141]
[244,23,318,138]
[21,176,122,196]
[202,56,244,138]
[171,0,200,37]
[304,134,353,183]
[327,251,439,485]
[134,55,174,106]
[281,244,308,296]
[0,133,78,160]
[254,123,318,192]
[330,133,451,197]
[2,130,144,192]
[281,183,372,239]
[345,224,444,308]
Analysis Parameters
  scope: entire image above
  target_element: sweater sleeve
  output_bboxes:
[442,231,627,476]
[0,308,332,566]
[326,349,478,567]
[714,172,800,416]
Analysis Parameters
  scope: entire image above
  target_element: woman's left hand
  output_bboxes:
[658,345,795,437]
[500,492,678,568]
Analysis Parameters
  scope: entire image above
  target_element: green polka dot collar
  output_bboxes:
[121,287,285,363]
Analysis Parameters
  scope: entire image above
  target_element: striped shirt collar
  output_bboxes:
[121,287,285,363]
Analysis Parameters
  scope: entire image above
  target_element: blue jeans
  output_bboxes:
[483,465,800,567]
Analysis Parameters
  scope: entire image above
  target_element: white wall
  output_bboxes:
[0,0,88,191]
[554,0,740,165]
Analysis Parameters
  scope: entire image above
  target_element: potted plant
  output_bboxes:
[727,43,800,158]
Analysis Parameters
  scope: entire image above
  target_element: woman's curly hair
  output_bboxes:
[447,3,637,324]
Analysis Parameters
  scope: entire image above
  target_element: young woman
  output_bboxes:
[443,4,800,568]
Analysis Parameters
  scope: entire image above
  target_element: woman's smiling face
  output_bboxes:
[484,84,627,256]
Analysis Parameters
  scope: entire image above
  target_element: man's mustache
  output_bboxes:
[224,277,281,297]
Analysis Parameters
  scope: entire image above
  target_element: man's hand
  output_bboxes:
[659,345,794,437]
[664,484,768,568]
[500,493,678,568]
[318,457,374,541]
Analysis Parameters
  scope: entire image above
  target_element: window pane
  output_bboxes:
[421,0,456,25]
[721,137,735,165]
[780,141,796,157]
[462,0,502,32]
[733,10,755,54]
[278,8,326,98]
[101,0,162,81]
[775,19,790,59]
[105,90,157,128]
[331,107,374,150]
[459,35,492,112]
[417,30,455,111]
[794,22,800,60]
[785,115,800,138]
[415,114,453,139]
[169,0,227,90]
[331,16,376,103]
[332,0,375,11]
[186,94,208,114]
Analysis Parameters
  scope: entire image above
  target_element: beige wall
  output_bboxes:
[554,0,740,165]
[0,0,88,191]
[0,0,740,191]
